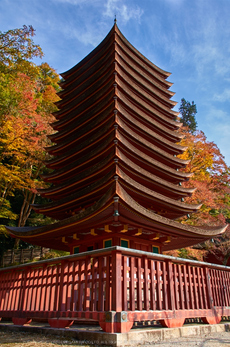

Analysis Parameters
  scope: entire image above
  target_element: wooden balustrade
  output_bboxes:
[0,246,229,332]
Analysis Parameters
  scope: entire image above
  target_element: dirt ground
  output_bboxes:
[0,331,88,347]
[0,330,230,347]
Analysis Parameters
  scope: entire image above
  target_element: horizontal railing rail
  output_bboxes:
[0,246,229,332]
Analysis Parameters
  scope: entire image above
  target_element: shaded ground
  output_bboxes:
[0,330,230,347]
[0,331,88,347]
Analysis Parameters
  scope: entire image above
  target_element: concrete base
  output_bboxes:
[0,321,229,347]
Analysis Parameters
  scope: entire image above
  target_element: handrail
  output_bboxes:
[0,246,229,272]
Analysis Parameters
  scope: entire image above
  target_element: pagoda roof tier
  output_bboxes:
[43,125,192,191]
[40,153,195,201]
[56,54,177,119]
[61,25,173,86]
[116,117,188,168]
[57,47,176,113]
[114,72,178,120]
[49,103,182,146]
[53,71,178,132]
[47,119,187,169]
[6,183,227,252]
[117,108,183,150]
[33,168,201,220]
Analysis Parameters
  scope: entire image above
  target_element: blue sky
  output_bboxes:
[1,0,230,166]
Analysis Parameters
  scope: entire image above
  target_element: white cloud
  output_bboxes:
[214,89,230,102]
[163,0,184,4]
[103,0,143,23]
[204,107,230,165]
[53,0,91,4]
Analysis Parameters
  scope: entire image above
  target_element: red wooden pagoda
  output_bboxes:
[2,22,229,335]
[6,22,226,254]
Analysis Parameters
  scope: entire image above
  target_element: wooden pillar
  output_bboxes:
[201,266,221,325]
[99,250,133,333]
[111,250,122,312]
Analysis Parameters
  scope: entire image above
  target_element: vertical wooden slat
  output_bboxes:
[130,256,135,311]
[223,270,230,306]
[77,260,84,311]
[18,269,27,312]
[0,271,6,310]
[53,264,60,312]
[205,266,213,309]
[178,264,184,310]
[49,265,56,312]
[65,261,72,311]
[219,270,226,307]
[3,271,14,311]
[70,260,77,312]
[11,270,18,311]
[192,267,199,309]
[200,266,208,309]
[197,267,204,309]
[167,261,175,311]
[182,264,189,309]
[98,256,104,311]
[212,269,220,306]
[91,258,98,311]
[162,261,168,310]
[5,270,14,311]
[143,256,149,311]
[83,257,91,311]
[188,265,195,309]
[104,255,111,311]
[58,261,66,312]
[174,264,179,310]
[156,261,162,310]
[150,259,156,310]
[137,257,142,311]
[122,255,128,311]
[44,265,52,311]
[39,265,47,312]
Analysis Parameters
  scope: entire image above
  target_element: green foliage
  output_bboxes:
[40,249,70,260]
[179,98,197,133]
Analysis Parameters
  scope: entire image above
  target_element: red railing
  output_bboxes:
[0,246,229,332]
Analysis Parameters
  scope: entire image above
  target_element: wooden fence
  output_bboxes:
[1,247,50,267]
[0,246,229,332]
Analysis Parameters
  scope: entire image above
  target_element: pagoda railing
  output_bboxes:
[0,246,230,333]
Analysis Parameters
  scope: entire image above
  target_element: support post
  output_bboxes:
[111,250,122,312]
[99,251,134,332]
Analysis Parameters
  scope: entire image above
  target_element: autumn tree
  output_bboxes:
[174,106,230,263]
[165,99,230,263]
[178,129,229,226]
[0,25,43,69]
[0,26,60,248]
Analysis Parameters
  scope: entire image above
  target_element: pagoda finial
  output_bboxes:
[114,15,117,25]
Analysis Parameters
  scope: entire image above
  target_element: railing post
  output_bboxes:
[111,250,122,312]
[99,249,134,333]
[167,260,175,311]
[201,265,221,324]
[204,265,213,309]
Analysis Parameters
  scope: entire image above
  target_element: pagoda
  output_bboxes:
[6,22,226,254]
